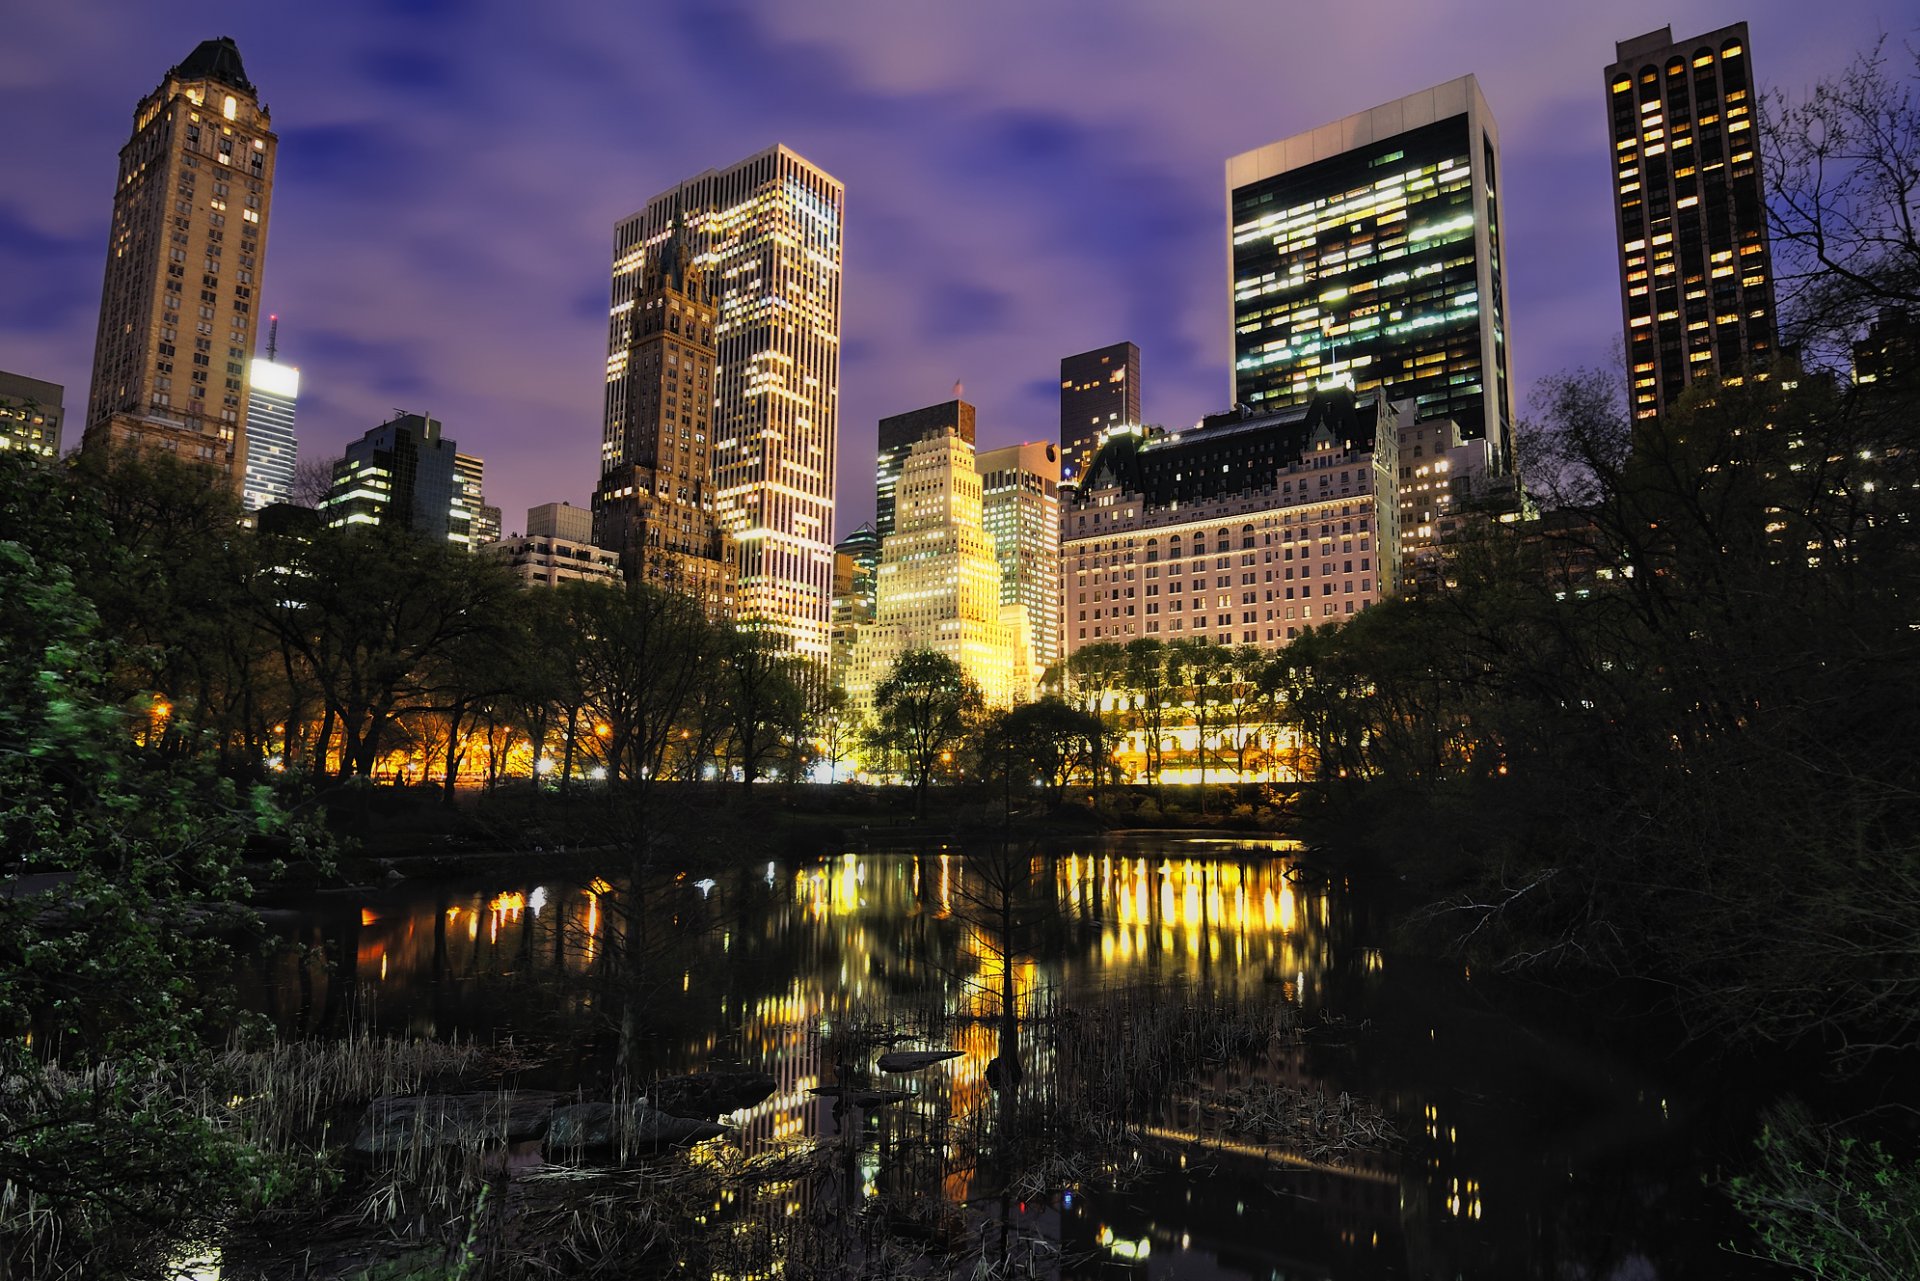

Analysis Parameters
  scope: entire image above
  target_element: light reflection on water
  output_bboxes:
[247,836,1752,1278]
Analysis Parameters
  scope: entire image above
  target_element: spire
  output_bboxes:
[266,314,279,361]
[170,36,253,93]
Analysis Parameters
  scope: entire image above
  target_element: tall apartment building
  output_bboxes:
[453,452,499,547]
[977,441,1062,674]
[487,502,622,589]
[1062,390,1401,657]
[83,37,276,486]
[846,433,1034,714]
[0,372,64,456]
[594,218,736,617]
[876,399,975,537]
[608,146,843,658]
[1227,77,1511,468]
[241,318,297,510]
[1060,342,1140,482]
[1608,24,1777,419]
[320,412,470,546]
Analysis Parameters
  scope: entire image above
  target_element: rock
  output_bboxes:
[877,1050,962,1073]
[647,1070,777,1119]
[351,1091,559,1156]
[545,1101,728,1156]
[848,1089,911,1108]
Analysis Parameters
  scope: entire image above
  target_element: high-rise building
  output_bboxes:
[1227,76,1512,467]
[1062,390,1402,656]
[876,399,974,537]
[320,412,470,546]
[453,452,498,547]
[846,432,1034,714]
[0,371,64,456]
[829,524,881,687]
[594,218,735,618]
[83,37,277,486]
[977,441,1062,674]
[1608,24,1777,419]
[1060,343,1139,482]
[242,317,297,510]
[609,146,844,659]
[487,502,622,589]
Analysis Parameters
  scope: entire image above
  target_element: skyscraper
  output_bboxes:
[1227,76,1512,467]
[242,317,297,511]
[594,219,736,618]
[83,36,276,486]
[320,412,469,546]
[608,146,844,661]
[846,432,1033,714]
[876,399,974,538]
[976,442,1062,674]
[1608,24,1777,419]
[1060,343,1139,482]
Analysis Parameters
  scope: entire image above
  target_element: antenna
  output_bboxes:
[266,314,279,361]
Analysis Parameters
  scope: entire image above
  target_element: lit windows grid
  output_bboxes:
[1232,117,1489,439]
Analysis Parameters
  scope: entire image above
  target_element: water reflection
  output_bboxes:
[245,837,1753,1278]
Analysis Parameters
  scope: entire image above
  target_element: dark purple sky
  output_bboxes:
[2,2,1901,537]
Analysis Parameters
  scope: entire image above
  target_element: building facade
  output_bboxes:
[487,502,622,589]
[1060,342,1139,482]
[453,452,499,548]
[1062,391,1402,656]
[1608,24,1777,420]
[846,433,1035,715]
[608,146,843,655]
[1395,415,1499,586]
[83,37,276,487]
[320,412,470,546]
[0,371,63,456]
[829,523,880,685]
[876,400,975,538]
[977,441,1063,674]
[241,355,297,510]
[595,219,736,618]
[1227,77,1511,468]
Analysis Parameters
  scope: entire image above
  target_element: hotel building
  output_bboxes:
[1607,24,1777,419]
[83,37,276,487]
[1227,77,1511,468]
[1061,390,1401,657]
[607,146,843,656]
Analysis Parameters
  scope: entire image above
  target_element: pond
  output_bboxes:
[241,834,1770,1278]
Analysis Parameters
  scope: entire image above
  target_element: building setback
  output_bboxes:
[1607,24,1777,419]
[320,412,470,546]
[1060,342,1140,482]
[609,146,843,660]
[876,400,974,538]
[83,37,276,488]
[0,371,64,456]
[1227,76,1511,468]
[977,441,1063,674]
[1062,390,1402,657]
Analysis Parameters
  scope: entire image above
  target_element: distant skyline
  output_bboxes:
[0,1,1902,536]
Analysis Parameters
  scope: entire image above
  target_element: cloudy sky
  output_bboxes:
[1,0,1902,535]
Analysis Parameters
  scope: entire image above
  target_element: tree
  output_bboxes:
[873,651,981,819]
[720,625,807,798]
[1763,39,1920,367]
[569,580,712,789]
[975,699,1103,809]
[0,451,297,1275]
